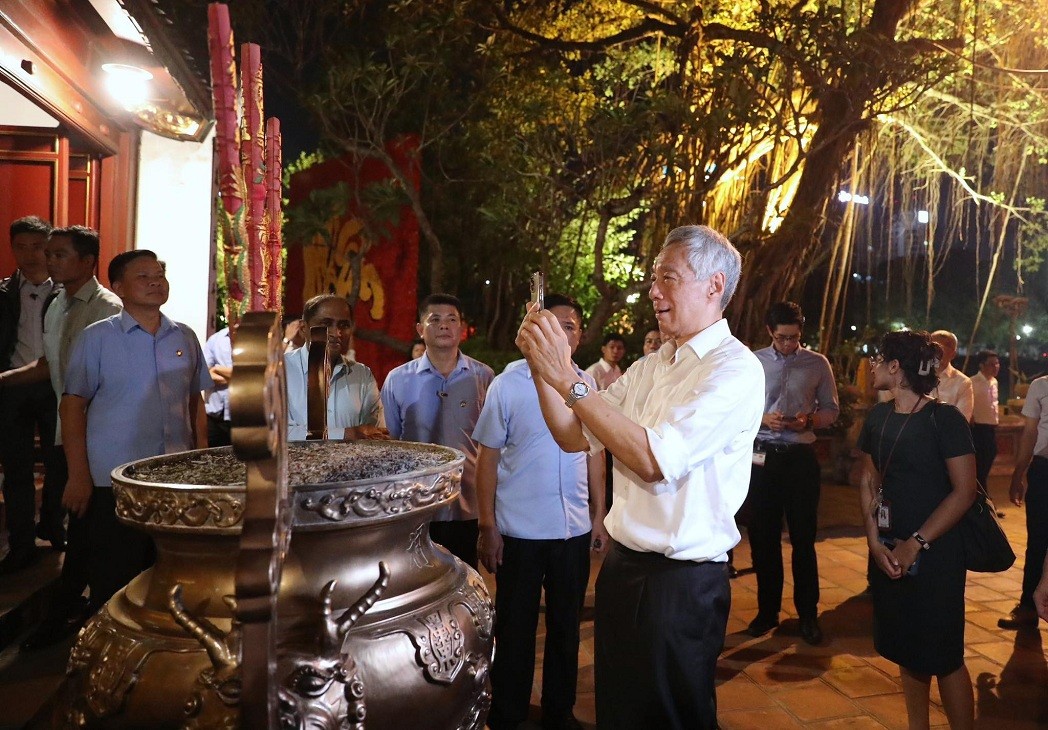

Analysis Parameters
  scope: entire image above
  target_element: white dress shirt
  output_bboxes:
[970,372,999,426]
[582,318,765,563]
[933,364,973,421]
[12,277,52,367]
[285,346,383,441]
[585,358,623,391]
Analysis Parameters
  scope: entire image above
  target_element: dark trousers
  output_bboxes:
[747,444,821,619]
[84,488,155,609]
[207,415,232,448]
[45,448,90,611]
[489,533,591,729]
[971,423,998,490]
[429,519,479,570]
[0,380,57,551]
[594,543,730,730]
[1020,457,1048,608]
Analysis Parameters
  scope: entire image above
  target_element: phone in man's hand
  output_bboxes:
[530,271,544,310]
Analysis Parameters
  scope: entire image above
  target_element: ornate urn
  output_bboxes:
[48,314,493,729]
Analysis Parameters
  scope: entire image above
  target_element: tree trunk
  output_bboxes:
[730,0,917,343]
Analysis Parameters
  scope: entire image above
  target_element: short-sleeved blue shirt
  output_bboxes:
[380,351,493,521]
[64,311,213,486]
[472,359,594,540]
[202,327,232,420]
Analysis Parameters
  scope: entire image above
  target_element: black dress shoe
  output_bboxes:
[800,617,823,645]
[746,614,779,637]
[998,605,1039,630]
[20,598,90,652]
[542,713,584,730]
[0,546,40,574]
[36,522,67,551]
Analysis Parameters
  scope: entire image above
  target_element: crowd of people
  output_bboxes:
[2,215,1048,729]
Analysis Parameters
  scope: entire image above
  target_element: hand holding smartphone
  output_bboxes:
[530,271,544,310]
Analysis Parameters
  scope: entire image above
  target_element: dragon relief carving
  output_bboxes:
[456,652,492,730]
[299,473,456,522]
[115,488,244,529]
[168,565,391,730]
[278,564,390,730]
[169,586,242,730]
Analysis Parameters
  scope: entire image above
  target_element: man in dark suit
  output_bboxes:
[0,216,57,573]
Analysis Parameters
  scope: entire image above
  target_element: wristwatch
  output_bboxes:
[564,381,591,408]
[911,532,931,550]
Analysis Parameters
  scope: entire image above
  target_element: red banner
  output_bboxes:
[284,137,420,385]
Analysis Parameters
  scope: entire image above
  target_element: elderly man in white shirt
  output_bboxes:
[517,225,764,730]
[930,330,973,421]
[970,349,1001,489]
[285,294,386,441]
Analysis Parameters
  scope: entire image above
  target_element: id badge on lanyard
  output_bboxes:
[752,443,766,467]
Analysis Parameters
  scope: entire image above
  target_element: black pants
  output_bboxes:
[0,380,57,552]
[41,448,90,614]
[747,444,821,620]
[594,543,730,730]
[84,488,155,610]
[429,519,479,570]
[971,423,998,490]
[207,415,232,448]
[1020,457,1048,608]
[488,533,591,729]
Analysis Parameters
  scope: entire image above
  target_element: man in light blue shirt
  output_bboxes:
[747,301,838,645]
[203,326,233,446]
[62,250,211,609]
[381,293,493,568]
[285,294,385,441]
[474,294,607,730]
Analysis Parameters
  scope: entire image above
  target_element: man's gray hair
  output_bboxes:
[660,225,743,308]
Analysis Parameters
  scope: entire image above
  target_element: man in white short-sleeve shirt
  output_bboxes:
[1000,374,1048,629]
[516,225,764,730]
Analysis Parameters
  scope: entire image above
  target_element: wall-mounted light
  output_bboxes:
[101,63,152,109]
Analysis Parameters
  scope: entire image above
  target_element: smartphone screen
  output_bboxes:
[530,271,544,310]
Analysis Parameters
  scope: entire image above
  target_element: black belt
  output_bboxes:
[755,440,813,454]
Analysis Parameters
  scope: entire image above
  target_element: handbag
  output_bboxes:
[959,484,1015,573]
[926,401,1015,573]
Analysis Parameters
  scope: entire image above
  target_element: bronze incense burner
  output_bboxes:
[49,313,493,729]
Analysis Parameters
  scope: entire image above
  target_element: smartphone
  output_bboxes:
[876,536,920,576]
[530,271,544,310]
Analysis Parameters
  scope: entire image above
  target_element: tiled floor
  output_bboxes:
[1,471,1046,728]
[493,471,1048,729]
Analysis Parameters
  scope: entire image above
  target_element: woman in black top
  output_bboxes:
[855,331,978,729]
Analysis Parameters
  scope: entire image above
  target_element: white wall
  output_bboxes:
[0,81,59,127]
[135,129,215,344]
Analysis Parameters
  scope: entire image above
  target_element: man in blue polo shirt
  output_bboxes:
[62,249,211,608]
[474,293,608,730]
[381,293,493,568]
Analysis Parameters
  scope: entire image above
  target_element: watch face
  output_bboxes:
[572,382,589,397]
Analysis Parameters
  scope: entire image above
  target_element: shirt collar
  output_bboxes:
[20,275,52,292]
[940,362,959,378]
[673,318,732,362]
[71,277,101,303]
[119,309,175,334]
[418,351,468,374]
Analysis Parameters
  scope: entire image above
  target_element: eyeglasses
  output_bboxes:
[772,334,801,343]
